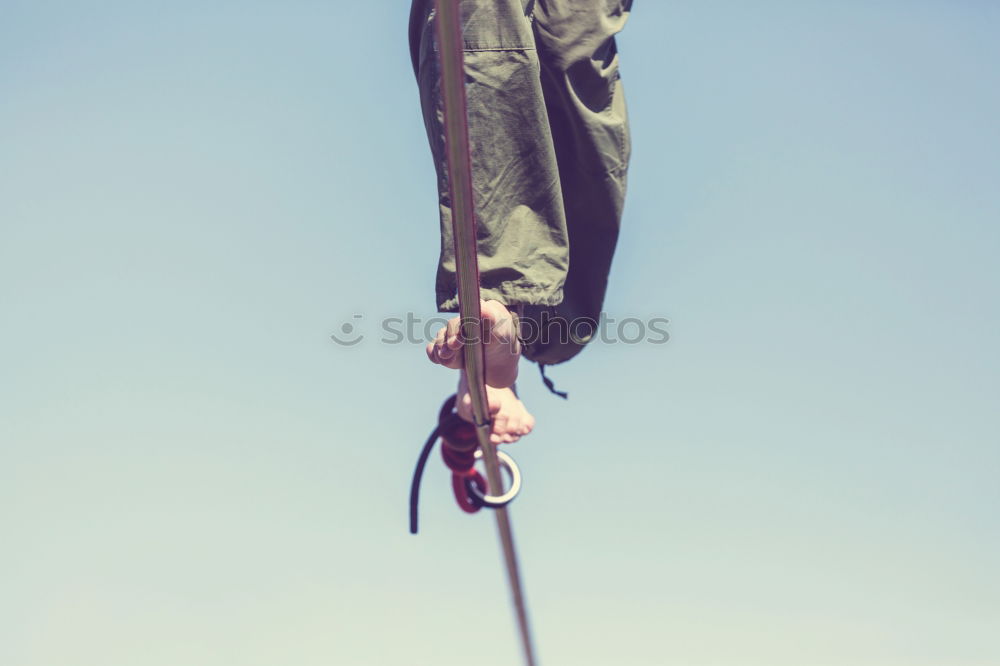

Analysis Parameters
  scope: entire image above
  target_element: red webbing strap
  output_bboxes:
[437,396,489,514]
[433,2,537,664]
[408,395,487,533]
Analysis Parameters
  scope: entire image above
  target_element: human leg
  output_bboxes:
[409,0,570,313]
[520,0,633,366]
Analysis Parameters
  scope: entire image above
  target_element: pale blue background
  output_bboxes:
[2,2,998,665]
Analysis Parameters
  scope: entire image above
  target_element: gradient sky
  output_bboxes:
[2,2,998,665]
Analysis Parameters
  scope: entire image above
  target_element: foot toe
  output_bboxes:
[492,412,509,439]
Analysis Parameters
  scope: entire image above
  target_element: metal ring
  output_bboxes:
[466,449,522,508]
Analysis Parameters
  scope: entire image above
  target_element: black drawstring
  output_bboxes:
[538,364,568,399]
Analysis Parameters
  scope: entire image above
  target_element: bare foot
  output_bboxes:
[426,299,520,388]
[455,372,535,445]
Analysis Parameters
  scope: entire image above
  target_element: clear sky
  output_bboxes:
[2,2,998,665]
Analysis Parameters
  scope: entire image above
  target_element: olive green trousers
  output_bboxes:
[409,0,632,365]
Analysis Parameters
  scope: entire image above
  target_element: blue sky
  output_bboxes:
[2,2,998,665]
